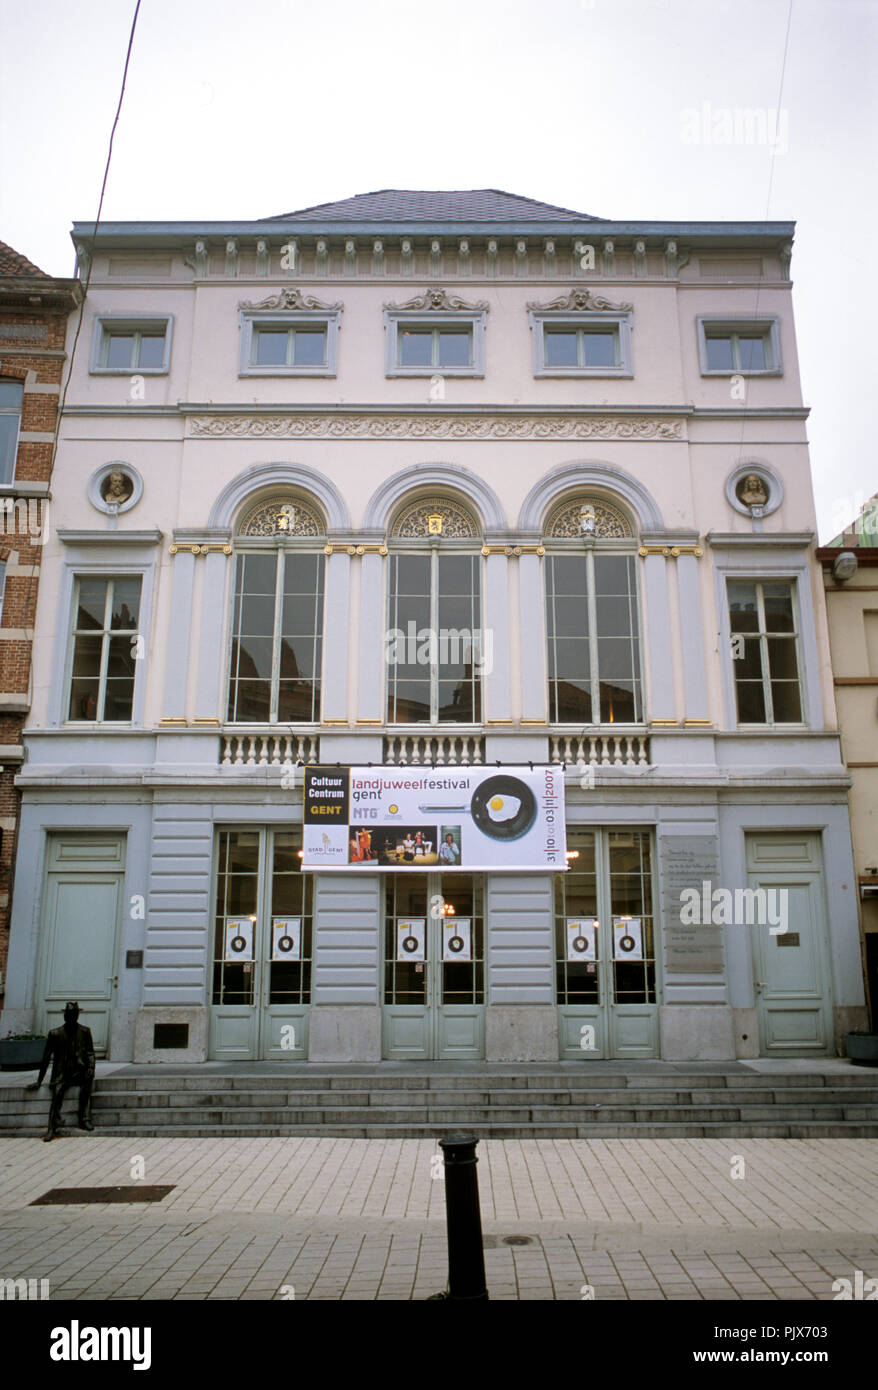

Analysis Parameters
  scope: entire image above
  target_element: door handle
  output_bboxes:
[108,976,118,990]
[754,980,763,996]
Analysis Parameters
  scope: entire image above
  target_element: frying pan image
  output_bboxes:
[419,774,537,842]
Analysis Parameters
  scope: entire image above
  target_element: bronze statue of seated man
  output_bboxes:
[26,1001,96,1141]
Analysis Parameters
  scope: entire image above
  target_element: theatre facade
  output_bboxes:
[0,190,867,1064]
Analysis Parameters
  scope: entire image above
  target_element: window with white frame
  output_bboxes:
[239,309,340,377]
[531,311,633,377]
[545,552,643,724]
[727,579,803,724]
[90,317,171,373]
[0,379,23,484]
[67,576,142,721]
[697,317,781,375]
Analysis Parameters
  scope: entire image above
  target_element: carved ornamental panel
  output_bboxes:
[545,496,633,539]
[391,496,480,539]
[238,495,325,537]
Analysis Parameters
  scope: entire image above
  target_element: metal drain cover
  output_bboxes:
[483,1235,537,1248]
[503,1236,534,1246]
[30,1185,174,1205]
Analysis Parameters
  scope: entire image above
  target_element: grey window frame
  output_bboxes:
[697,315,782,375]
[544,542,644,726]
[727,576,805,727]
[64,574,142,724]
[0,378,23,484]
[238,309,340,378]
[0,559,6,624]
[530,310,633,378]
[226,543,325,725]
[384,310,486,378]
[90,315,173,374]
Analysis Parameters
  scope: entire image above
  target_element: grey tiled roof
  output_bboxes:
[261,189,600,223]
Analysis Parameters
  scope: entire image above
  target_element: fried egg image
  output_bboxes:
[486,794,521,823]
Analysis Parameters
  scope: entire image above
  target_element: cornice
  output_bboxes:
[706,531,815,548]
[57,528,163,546]
[186,409,686,442]
[60,402,810,422]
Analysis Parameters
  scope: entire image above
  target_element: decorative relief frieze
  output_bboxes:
[527,287,633,312]
[547,497,633,538]
[238,287,343,311]
[188,413,683,441]
[382,287,489,312]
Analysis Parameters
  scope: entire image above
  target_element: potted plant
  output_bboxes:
[845,1030,878,1066]
[0,1031,47,1071]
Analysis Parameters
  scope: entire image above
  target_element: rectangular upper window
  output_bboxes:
[727,579,803,725]
[90,316,172,374]
[0,379,23,484]
[385,310,486,377]
[239,310,340,377]
[66,576,142,722]
[697,316,781,375]
[530,311,633,377]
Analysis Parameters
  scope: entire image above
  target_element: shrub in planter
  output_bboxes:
[845,1031,878,1066]
[0,1033,47,1071]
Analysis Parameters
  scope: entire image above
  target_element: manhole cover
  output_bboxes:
[30,1185,174,1205]
[503,1236,534,1246]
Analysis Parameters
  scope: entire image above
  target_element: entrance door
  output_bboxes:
[556,828,659,1059]
[39,834,125,1055]
[209,827,312,1060]
[383,873,485,1059]
[747,833,832,1054]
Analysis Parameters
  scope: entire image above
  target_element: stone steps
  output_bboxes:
[3,1069,877,1138]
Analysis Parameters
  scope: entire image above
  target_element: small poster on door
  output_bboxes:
[397,919,426,961]
[566,917,598,961]
[271,917,301,961]
[442,917,472,961]
[224,917,254,961]
[613,917,643,961]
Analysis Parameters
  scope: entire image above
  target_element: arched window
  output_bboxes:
[386,495,482,724]
[226,495,325,723]
[543,495,643,724]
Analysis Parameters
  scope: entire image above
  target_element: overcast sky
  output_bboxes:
[0,0,875,541]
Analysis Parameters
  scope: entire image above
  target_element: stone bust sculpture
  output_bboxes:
[738,474,769,508]
[101,470,134,505]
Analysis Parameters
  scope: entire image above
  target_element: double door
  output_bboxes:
[209,827,311,1060]
[383,872,485,1059]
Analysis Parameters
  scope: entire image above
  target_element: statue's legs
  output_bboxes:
[77,1073,94,1130]
[44,1081,68,1141]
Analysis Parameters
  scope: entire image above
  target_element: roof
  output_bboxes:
[260,189,602,224]
[0,238,48,278]
[824,492,878,549]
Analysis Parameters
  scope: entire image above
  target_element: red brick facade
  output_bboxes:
[0,242,81,998]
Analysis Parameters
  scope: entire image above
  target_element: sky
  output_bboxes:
[0,0,875,541]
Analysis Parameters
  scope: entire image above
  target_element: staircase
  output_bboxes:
[3,1065,878,1138]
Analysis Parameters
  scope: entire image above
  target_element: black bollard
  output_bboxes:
[438,1130,489,1300]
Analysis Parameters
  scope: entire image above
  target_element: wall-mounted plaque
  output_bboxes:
[660,835,725,974]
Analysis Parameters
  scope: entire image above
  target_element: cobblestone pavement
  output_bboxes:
[1,1136,876,1300]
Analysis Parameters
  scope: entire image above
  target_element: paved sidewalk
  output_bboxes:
[1,1136,876,1300]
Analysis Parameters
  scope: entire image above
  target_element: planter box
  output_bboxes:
[0,1039,46,1071]
[846,1032,878,1067]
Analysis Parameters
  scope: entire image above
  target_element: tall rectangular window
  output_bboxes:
[227,550,324,723]
[386,551,482,723]
[0,379,23,484]
[728,579,803,724]
[67,576,142,721]
[546,552,642,724]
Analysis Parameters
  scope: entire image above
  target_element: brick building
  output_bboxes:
[0,241,81,998]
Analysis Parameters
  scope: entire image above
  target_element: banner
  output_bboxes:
[566,917,597,962]
[397,919,426,961]
[224,917,254,961]
[613,917,643,961]
[442,917,472,961]
[271,917,301,962]
[303,764,566,872]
